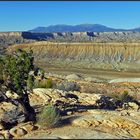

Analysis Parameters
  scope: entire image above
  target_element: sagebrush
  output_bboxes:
[37,104,61,128]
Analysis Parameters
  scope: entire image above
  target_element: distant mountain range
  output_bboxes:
[29,24,140,33]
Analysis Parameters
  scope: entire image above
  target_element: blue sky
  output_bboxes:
[0,1,140,31]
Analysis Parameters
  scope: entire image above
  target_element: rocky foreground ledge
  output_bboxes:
[25,88,140,139]
[0,84,139,139]
[0,73,140,139]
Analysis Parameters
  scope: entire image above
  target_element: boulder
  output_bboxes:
[0,102,17,113]
[56,81,80,92]
[0,107,25,129]
[0,102,18,128]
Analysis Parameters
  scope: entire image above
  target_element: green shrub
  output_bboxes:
[46,79,53,88]
[34,78,53,88]
[37,104,60,128]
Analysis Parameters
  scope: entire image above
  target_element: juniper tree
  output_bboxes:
[0,49,37,123]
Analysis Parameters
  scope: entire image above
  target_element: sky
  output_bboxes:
[0,1,140,31]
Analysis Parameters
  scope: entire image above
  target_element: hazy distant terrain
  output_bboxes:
[29,24,140,33]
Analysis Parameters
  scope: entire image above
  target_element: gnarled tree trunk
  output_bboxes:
[19,93,36,122]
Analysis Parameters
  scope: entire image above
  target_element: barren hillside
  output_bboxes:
[8,41,140,71]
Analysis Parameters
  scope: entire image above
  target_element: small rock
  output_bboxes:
[128,102,139,111]
[16,128,27,137]
[3,131,12,139]
[129,112,136,117]
[0,134,4,139]
[9,127,17,137]
[91,120,101,126]
[67,111,73,115]
[120,111,130,116]
[5,91,19,99]
[0,124,4,130]
[22,123,38,132]
[0,130,12,139]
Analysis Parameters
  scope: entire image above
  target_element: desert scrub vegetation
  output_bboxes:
[106,90,135,103]
[34,78,53,88]
[55,81,80,91]
[37,104,61,128]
